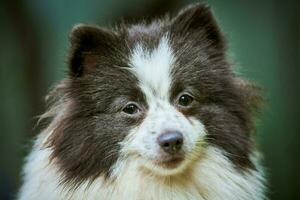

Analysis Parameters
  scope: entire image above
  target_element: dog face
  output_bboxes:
[47,4,261,187]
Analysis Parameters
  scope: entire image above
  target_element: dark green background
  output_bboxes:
[1,0,299,199]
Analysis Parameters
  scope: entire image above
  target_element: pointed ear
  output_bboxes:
[68,24,118,77]
[171,3,225,50]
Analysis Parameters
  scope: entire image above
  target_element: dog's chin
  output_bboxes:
[141,155,189,176]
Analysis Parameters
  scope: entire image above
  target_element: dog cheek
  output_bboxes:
[119,122,153,158]
[182,116,207,151]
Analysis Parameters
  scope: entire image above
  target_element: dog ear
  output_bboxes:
[68,24,118,77]
[171,3,225,50]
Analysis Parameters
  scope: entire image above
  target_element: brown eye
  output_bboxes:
[178,94,194,107]
[123,103,139,115]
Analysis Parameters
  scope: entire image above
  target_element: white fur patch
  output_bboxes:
[126,36,207,176]
[118,105,206,176]
[129,35,174,101]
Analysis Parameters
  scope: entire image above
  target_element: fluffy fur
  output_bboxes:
[18,3,266,200]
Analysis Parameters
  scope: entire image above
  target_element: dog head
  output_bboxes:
[46,4,262,186]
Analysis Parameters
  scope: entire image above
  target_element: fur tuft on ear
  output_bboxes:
[171,3,225,50]
[69,24,118,77]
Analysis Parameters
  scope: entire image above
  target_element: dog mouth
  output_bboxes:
[153,155,185,169]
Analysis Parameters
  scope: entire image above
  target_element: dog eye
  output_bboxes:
[178,94,194,107]
[123,103,140,115]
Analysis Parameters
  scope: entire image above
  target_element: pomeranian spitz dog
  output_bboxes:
[18,3,266,200]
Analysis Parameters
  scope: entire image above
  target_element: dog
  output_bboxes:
[18,3,266,200]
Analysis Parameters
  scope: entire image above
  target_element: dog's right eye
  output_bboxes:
[178,94,194,107]
[123,103,139,115]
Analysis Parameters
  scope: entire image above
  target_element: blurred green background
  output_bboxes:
[0,0,299,199]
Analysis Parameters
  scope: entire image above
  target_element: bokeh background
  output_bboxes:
[0,0,299,199]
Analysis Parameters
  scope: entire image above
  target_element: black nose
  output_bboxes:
[157,131,183,154]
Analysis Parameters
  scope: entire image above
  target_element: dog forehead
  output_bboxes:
[129,35,174,103]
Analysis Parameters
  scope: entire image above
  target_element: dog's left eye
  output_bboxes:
[178,94,194,107]
[123,103,140,115]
